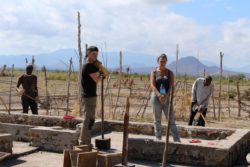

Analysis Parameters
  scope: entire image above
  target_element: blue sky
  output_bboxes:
[0,0,249,70]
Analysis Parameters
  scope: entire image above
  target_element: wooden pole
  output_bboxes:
[212,91,216,119]
[8,64,14,114]
[218,52,223,121]
[77,11,83,115]
[227,76,231,117]
[236,81,241,117]
[113,51,122,118]
[42,66,49,115]
[101,77,104,139]
[66,58,72,115]
[196,49,199,77]
[32,56,35,66]
[122,97,129,166]
[162,87,174,167]
[175,44,179,78]
[203,69,206,77]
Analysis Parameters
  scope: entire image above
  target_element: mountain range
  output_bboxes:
[0,48,249,78]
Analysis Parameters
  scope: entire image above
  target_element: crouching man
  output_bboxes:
[188,75,213,127]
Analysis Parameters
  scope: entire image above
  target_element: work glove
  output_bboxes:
[16,88,25,96]
[93,59,102,69]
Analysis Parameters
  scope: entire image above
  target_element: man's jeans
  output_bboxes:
[151,95,180,141]
[79,97,97,145]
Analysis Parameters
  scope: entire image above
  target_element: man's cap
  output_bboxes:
[87,46,99,53]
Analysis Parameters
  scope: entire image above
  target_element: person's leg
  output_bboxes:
[163,99,180,142]
[21,96,29,114]
[29,98,38,115]
[188,103,197,125]
[151,95,163,140]
[198,108,207,126]
[79,97,97,145]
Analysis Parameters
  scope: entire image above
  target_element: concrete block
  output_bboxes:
[97,152,122,167]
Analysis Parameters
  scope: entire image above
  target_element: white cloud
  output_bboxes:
[0,0,249,69]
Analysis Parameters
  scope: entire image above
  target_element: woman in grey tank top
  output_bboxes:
[150,53,180,142]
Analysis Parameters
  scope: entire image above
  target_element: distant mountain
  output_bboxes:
[0,49,249,78]
[168,56,222,76]
[129,56,250,79]
[0,48,166,70]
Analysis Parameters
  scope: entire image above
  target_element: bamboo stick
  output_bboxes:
[236,81,241,117]
[66,58,73,115]
[175,44,179,77]
[227,76,231,117]
[122,97,129,166]
[42,66,49,115]
[8,64,14,114]
[212,91,216,119]
[113,51,122,118]
[218,52,223,121]
[77,11,83,115]
[162,87,174,167]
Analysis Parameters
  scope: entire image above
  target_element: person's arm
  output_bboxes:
[150,71,161,97]
[34,75,38,96]
[191,79,198,103]
[89,72,102,83]
[17,75,23,88]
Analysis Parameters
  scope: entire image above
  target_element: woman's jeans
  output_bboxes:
[151,95,180,141]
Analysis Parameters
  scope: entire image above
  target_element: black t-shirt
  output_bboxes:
[81,63,99,97]
[17,74,38,98]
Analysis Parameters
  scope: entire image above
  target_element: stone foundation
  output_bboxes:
[0,133,13,153]
[127,126,250,166]
[0,112,249,166]
[0,123,35,142]
[29,126,79,152]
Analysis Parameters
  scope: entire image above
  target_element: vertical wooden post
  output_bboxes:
[43,66,49,115]
[203,69,206,77]
[113,51,122,118]
[77,11,83,114]
[196,49,199,77]
[212,91,216,119]
[32,56,35,66]
[175,44,179,78]
[122,97,129,166]
[0,65,7,76]
[236,81,241,117]
[101,77,104,139]
[227,76,231,117]
[66,58,73,115]
[162,87,174,167]
[8,64,14,114]
[218,52,223,121]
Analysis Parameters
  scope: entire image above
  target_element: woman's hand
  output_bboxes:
[159,95,166,104]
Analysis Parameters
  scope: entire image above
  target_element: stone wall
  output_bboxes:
[30,126,79,153]
[127,129,250,166]
[0,112,82,129]
[108,120,235,140]
[0,133,13,153]
[0,123,35,142]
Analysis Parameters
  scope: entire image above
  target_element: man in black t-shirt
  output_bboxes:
[17,64,38,114]
[79,46,108,146]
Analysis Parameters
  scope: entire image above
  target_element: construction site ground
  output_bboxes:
[0,131,249,167]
